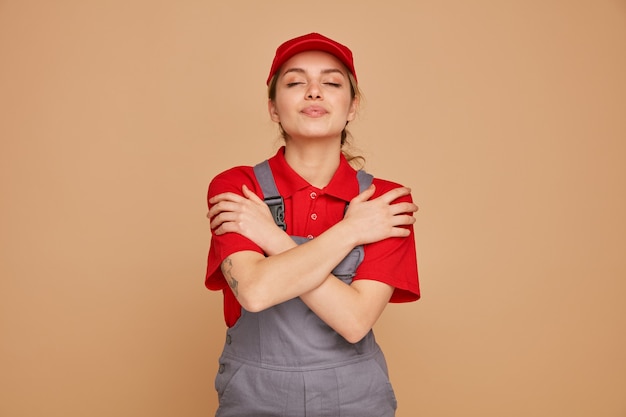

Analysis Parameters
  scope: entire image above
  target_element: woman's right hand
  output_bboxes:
[343,184,418,245]
[207,185,289,253]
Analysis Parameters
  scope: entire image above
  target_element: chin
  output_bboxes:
[288,128,343,140]
[298,134,341,142]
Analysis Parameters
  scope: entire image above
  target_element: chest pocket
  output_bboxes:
[253,160,373,282]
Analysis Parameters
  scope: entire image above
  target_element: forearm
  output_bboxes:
[227,220,360,312]
[214,183,415,314]
[259,230,394,343]
[300,278,393,343]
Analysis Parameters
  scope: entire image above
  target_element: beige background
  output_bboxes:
[1,1,625,416]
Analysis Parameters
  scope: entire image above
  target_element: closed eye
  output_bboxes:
[324,82,341,87]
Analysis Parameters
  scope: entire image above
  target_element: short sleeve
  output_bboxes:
[205,166,264,291]
[352,179,420,303]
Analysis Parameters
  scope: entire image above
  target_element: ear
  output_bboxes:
[346,96,359,122]
[268,99,280,123]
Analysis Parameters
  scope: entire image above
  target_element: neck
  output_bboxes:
[283,139,342,188]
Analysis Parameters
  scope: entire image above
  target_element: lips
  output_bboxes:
[301,106,328,117]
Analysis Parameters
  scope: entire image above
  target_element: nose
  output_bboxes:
[305,81,322,100]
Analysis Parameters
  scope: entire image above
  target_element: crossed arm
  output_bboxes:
[207,184,418,343]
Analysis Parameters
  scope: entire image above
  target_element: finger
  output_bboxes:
[207,200,242,219]
[390,226,412,238]
[209,212,227,229]
[379,187,412,204]
[207,202,226,220]
[351,184,376,203]
[392,214,416,226]
[209,192,245,205]
[210,212,239,230]
[390,202,419,215]
[213,222,237,236]
[242,184,264,203]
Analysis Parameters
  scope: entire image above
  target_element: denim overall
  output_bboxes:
[214,161,397,417]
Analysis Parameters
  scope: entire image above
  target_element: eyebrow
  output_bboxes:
[281,68,347,78]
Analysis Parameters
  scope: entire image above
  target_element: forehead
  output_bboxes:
[280,50,348,76]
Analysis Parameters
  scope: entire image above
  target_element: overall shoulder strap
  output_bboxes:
[253,160,286,231]
[356,169,374,193]
[253,161,373,231]
[343,170,373,217]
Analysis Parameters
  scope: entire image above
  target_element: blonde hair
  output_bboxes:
[267,71,365,169]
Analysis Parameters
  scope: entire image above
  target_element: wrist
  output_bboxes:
[263,228,296,256]
[332,218,361,248]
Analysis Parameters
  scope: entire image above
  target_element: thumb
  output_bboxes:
[242,184,264,202]
[351,183,376,203]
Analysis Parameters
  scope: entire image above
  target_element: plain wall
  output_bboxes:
[1,1,625,416]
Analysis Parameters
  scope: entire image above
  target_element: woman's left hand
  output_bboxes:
[207,185,286,250]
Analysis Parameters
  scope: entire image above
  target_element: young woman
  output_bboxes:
[205,33,420,417]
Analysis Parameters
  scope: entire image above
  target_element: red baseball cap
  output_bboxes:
[266,33,357,85]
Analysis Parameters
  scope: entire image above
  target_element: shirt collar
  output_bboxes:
[267,146,360,202]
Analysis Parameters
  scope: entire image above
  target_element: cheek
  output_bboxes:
[340,97,356,118]
[273,102,288,120]
[335,90,353,108]
[273,94,297,114]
